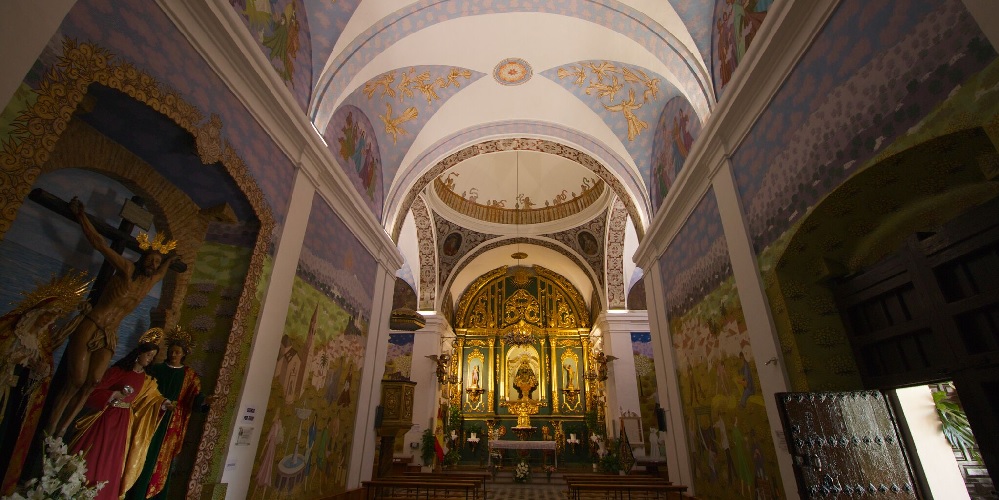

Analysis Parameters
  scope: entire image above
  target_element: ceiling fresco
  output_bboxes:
[223,0,776,314]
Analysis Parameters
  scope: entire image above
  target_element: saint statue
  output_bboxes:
[0,272,90,494]
[513,359,537,400]
[45,197,180,439]
[469,364,480,390]
[563,362,576,390]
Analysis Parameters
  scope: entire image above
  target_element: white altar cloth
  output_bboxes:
[489,440,557,466]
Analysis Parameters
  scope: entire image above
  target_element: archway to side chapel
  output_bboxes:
[768,127,999,490]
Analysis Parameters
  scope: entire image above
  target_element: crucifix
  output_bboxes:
[27,187,186,437]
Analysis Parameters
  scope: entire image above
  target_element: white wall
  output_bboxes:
[896,386,969,500]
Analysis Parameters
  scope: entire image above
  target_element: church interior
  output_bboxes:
[0,1,997,499]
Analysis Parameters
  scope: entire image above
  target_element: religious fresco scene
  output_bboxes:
[659,191,783,499]
[1,0,997,498]
[250,196,376,499]
[629,331,660,452]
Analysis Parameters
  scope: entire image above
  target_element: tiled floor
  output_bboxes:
[488,480,564,499]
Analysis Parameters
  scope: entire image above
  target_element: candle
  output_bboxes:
[471,432,477,439]
[570,433,576,440]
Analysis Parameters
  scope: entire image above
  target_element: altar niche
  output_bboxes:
[450,265,597,464]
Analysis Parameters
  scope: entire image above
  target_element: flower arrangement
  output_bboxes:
[513,460,531,483]
[543,464,556,481]
[3,436,106,500]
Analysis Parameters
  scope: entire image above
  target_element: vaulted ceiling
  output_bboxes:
[229,0,760,313]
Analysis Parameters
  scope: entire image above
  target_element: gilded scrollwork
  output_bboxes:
[503,288,541,326]
[455,266,506,327]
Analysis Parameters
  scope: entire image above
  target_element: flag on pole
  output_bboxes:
[619,419,636,473]
[434,401,447,464]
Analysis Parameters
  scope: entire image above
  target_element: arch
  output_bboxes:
[389,134,647,242]
[442,236,603,313]
[768,127,999,392]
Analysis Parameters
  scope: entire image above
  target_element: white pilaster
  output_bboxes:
[222,167,315,500]
[348,262,398,487]
[712,161,798,499]
[643,261,693,488]
[404,314,449,466]
[595,311,649,435]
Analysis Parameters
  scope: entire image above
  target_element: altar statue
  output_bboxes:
[513,359,537,400]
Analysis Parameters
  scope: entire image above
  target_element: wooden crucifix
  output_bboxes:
[27,188,185,437]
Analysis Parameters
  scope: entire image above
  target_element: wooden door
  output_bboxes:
[776,391,917,499]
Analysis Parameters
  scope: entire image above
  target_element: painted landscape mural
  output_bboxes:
[659,190,782,499]
[251,197,376,498]
[630,332,661,453]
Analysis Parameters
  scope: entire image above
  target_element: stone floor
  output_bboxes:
[486,472,565,500]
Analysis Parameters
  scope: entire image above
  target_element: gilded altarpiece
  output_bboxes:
[453,266,594,463]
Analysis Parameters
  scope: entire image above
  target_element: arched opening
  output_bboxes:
[770,127,999,492]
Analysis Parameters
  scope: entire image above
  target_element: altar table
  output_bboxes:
[489,440,557,467]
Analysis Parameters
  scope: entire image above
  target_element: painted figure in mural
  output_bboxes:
[127,327,213,500]
[0,272,90,495]
[738,351,755,408]
[261,1,300,82]
[69,332,174,500]
[513,359,538,400]
[730,417,753,497]
[714,416,735,484]
[253,414,284,499]
[336,370,353,408]
[46,197,179,439]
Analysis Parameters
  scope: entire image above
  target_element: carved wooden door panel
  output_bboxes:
[776,391,917,498]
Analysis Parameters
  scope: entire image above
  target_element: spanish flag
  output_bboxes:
[434,401,447,464]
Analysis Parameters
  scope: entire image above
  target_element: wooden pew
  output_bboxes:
[562,474,671,484]
[361,478,481,500]
[566,476,687,500]
[398,471,491,497]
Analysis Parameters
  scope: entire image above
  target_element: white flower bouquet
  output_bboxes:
[513,460,530,483]
[2,436,106,500]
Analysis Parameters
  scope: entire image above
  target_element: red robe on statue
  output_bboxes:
[70,367,165,500]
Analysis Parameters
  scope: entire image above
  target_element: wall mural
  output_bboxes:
[384,333,415,380]
[251,197,376,498]
[543,61,677,190]
[326,105,384,219]
[332,65,484,203]
[658,190,783,500]
[711,0,773,99]
[47,0,298,228]
[651,97,701,212]
[629,332,659,448]
[732,0,994,258]
[231,0,313,110]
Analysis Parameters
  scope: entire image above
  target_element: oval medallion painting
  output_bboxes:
[443,232,463,256]
[578,231,598,256]
[494,58,532,86]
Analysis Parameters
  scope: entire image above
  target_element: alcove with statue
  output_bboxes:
[443,265,608,468]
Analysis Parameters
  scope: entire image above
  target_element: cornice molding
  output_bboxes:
[157,0,402,271]
[634,0,840,270]
[593,311,651,333]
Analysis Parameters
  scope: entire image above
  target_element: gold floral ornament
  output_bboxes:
[8,271,92,317]
[138,327,164,345]
[136,232,177,255]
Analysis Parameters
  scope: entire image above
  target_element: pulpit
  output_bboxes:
[375,379,417,478]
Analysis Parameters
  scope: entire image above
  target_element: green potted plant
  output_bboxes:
[420,428,436,469]
[598,437,623,474]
